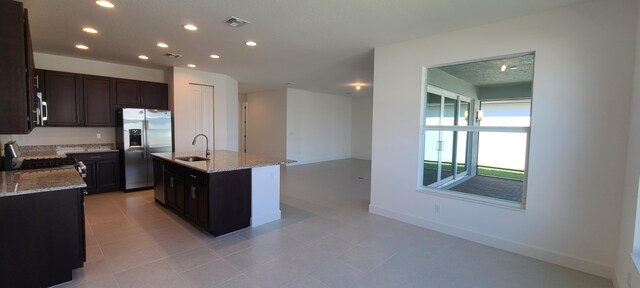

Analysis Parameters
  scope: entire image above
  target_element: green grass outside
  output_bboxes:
[424,160,524,181]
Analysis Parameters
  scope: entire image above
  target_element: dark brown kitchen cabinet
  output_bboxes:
[185,181,209,229]
[116,79,169,110]
[44,71,83,126]
[115,79,141,107]
[0,188,85,287]
[155,157,251,237]
[0,0,36,134]
[83,75,115,126]
[141,81,169,109]
[71,152,120,194]
[165,163,186,214]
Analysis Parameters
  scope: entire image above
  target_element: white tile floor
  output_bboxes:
[53,159,612,288]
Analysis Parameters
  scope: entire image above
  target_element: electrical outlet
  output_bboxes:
[434,204,441,214]
[96,133,101,139]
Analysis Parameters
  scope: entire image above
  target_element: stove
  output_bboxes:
[3,141,87,177]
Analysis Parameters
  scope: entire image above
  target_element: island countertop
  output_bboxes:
[152,150,295,173]
[0,167,87,197]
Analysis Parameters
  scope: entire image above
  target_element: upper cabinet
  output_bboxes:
[0,1,36,134]
[83,75,115,127]
[116,79,168,109]
[140,82,168,109]
[35,69,168,127]
[44,71,83,126]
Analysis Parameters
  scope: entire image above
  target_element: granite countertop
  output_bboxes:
[0,167,87,197]
[152,150,295,173]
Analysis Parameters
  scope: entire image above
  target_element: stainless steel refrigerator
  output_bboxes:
[116,108,172,192]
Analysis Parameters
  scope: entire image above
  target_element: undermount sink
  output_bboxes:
[176,156,208,162]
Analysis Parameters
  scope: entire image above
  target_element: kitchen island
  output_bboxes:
[152,150,293,236]
[0,167,87,287]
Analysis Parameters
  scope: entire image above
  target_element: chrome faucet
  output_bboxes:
[191,134,210,159]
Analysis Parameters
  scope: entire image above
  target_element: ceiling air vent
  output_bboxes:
[165,52,182,59]
[225,16,250,28]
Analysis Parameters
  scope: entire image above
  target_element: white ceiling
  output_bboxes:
[21,0,588,97]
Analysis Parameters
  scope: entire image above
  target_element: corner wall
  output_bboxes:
[171,67,238,152]
[371,0,636,278]
[614,1,640,287]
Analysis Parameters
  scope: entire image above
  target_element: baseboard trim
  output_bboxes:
[368,204,613,279]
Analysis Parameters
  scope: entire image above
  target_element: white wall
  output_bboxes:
[246,89,287,159]
[0,53,166,150]
[615,2,640,287]
[171,67,238,152]
[351,96,373,160]
[286,88,352,165]
[371,0,635,279]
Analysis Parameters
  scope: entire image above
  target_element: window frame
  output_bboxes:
[418,82,531,210]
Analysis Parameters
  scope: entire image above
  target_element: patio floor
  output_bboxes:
[424,169,523,202]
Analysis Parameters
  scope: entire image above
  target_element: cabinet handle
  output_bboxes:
[169,177,174,187]
[34,75,39,89]
[189,174,197,179]
[89,156,101,159]
[191,187,197,199]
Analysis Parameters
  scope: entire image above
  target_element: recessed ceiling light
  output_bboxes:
[210,54,220,59]
[356,86,361,90]
[75,44,89,50]
[95,1,115,8]
[187,64,196,68]
[82,27,98,34]
[157,42,169,48]
[138,55,149,60]
[501,64,507,72]
[509,66,519,70]
[183,24,198,31]
[245,41,257,47]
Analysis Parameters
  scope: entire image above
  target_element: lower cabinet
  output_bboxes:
[0,188,85,287]
[71,151,120,194]
[161,160,251,236]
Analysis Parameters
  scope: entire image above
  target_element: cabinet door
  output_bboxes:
[196,183,209,229]
[0,1,30,134]
[185,182,198,222]
[140,82,167,109]
[44,71,83,126]
[115,79,140,107]
[164,170,176,208]
[96,159,119,191]
[83,76,114,126]
[175,177,186,214]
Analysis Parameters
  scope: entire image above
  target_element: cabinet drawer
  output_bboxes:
[72,151,118,161]
[164,162,185,175]
[185,169,208,185]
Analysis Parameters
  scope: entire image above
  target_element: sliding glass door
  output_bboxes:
[423,89,473,188]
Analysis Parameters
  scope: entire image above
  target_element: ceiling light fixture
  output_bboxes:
[245,41,257,47]
[157,42,168,48]
[95,1,115,8]
[75,44,89,50]
[138,55,149,60]
[210,54,220,59]
[500,65,507,72]
[183,24,198,31]
[356,86,361,90]
[82,27,98,34]
[187,64,196,68]
[510,66,519,70]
